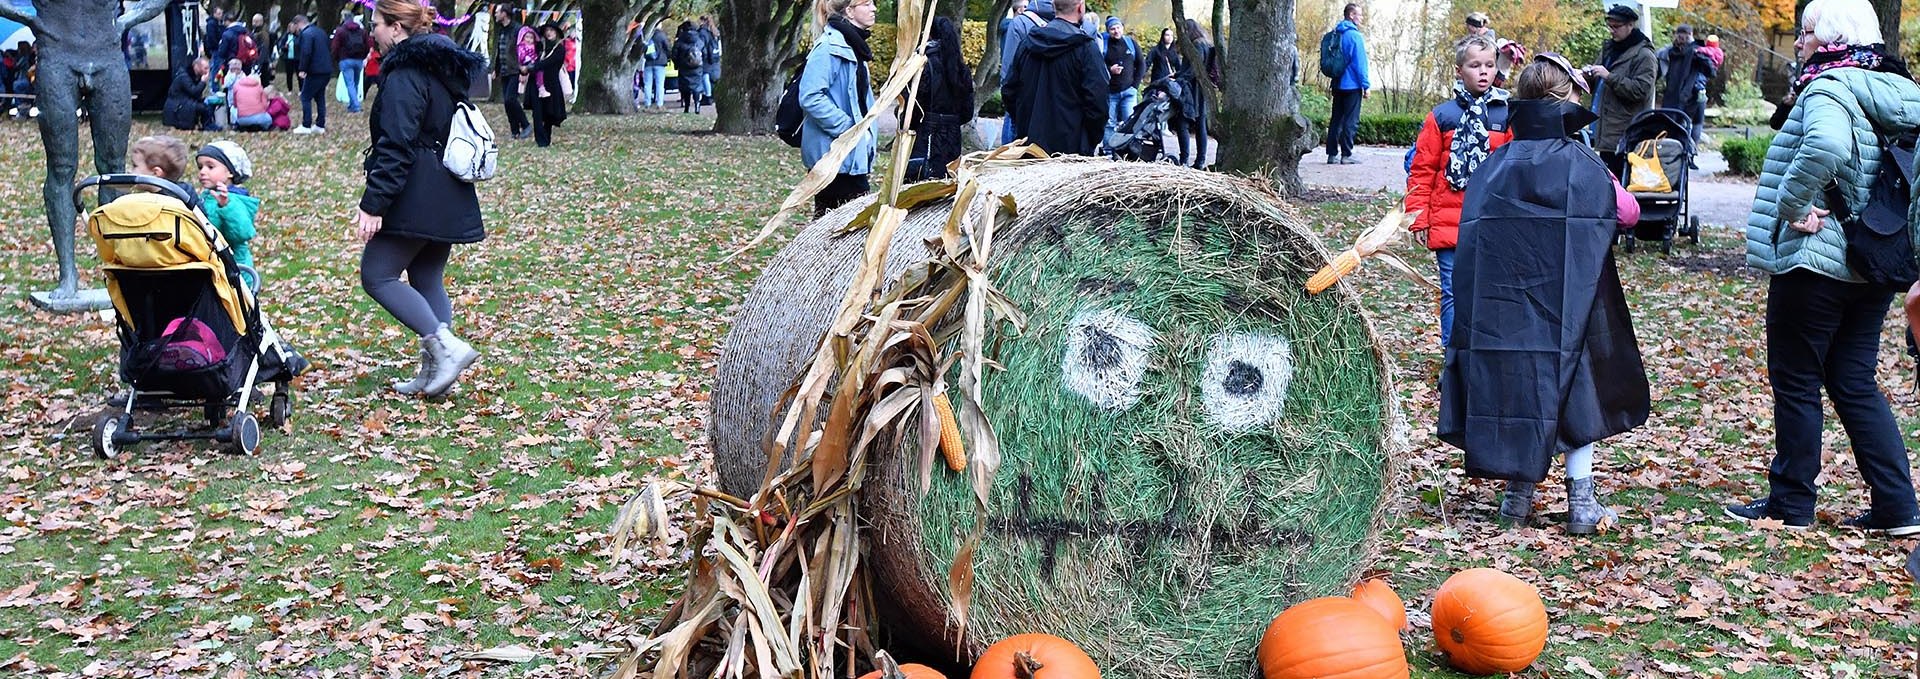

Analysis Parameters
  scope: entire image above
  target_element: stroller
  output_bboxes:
[1615,108,1701,254]
[1104,78,1177,162]
[79,174,304,459]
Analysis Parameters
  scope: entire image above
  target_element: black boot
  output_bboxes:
[1566,477,1619,535]
[1498,481,1535,527]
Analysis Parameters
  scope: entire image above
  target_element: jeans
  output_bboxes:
[233,112,273,130]
[299,74,330,128]
[701,72,714,102]
[338,58,365,112]
[1105,89,1138,146]
[641,65,667,107]
[1327,87,1363,159]
[1001,116,1017,144]
[1436,247,1456,346]
[1764,270,1920,519]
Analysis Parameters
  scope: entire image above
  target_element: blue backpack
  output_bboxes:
[1318,28,1346,79]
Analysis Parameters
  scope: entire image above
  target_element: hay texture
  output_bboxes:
[710,159,1399,679]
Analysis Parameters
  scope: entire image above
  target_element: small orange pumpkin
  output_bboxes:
[971,634,1099,679]
[1256,597,1408,679]
[859,664,947,679]
[1350,579,1410,632]
[1430,568,1548,675]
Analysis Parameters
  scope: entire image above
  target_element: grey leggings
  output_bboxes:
[360,234,453,336]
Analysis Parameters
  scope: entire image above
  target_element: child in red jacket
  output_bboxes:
[1406,36,1512,347]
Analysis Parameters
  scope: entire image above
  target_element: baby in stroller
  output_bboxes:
[1105,77,1178,162]
[83,136,308,459]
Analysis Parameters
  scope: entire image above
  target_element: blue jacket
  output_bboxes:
[999,11,1050,82]
[1331,20,1368,91]
[296,24,335,76]
[798,27,876,176]
[1747,68,1920,281]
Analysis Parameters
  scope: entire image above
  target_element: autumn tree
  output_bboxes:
[576,0,677,114]
[1192,0,1315,194]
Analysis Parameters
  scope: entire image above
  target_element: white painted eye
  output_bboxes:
[1200,332,1295,432]
[1060,309,1155,411]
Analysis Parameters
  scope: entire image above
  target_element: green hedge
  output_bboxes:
[1311,113,1426,146]
[1719,134,1774,176]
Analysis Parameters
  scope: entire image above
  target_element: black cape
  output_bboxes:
[1002,18,1107,156]
[1438,99,1651,482]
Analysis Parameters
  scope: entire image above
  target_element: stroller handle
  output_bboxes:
[72,174,196,210]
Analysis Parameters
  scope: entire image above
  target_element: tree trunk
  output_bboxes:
[1211,0,1312,196]
[714,0,809,134]
[1871,0,1899,56]
[576,0,673,114]
[1211,0,1227,58]
[973,0,1012,114]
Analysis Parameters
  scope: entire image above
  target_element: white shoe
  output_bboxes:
[310,127,326,134]
[291,126,313,134]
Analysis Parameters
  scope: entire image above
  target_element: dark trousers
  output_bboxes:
[1327,87,1363,159]
[300,74,330,128]
[504,83,527,135]
[360,235,454,336]
[1765,270,1920,519]
[528,96,553,147]
[1599,151,1627,183]
[280,60,298,91]
[813,173,870,218]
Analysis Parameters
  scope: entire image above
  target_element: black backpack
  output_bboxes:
[1318,28,1346,79]
[1827,127,1919,293]
[677,41,704,69]
[775,70,803,148]
[339,24,369,59]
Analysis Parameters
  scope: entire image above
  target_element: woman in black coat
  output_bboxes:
[355,0,488,399]
[522,22,568,147]
[907,17,974,181]
[163,57,216,130]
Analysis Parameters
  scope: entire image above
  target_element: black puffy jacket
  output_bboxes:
[359,33,487,244]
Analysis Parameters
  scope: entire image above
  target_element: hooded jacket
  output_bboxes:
[163,68,207,130]
[1656,39,1713,108]
[1439,99,1650,482]
[359,33,487,244]
[1329,19,1369,91]
[1747,67,1920,281]
[1590,29,1655,154]
[296,22,336,75]
[644,29,671,67]
[1003,17,1108,156]
[798,24,876,175]
[1405,90,1513,249]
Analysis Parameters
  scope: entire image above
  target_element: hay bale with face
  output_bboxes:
[710,158,1401,679]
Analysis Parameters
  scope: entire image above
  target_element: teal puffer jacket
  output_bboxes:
[1746,68,1920,281]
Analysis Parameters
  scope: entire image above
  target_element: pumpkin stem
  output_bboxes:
[1013,651,1045,679]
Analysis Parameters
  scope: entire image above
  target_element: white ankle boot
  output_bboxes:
[420,325,479,397]
[390,340,434,395]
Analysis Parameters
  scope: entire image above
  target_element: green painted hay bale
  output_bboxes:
[710,159,1401,679]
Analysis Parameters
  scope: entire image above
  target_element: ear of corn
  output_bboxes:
[933,392,965,471]
[1305,250,1362,294]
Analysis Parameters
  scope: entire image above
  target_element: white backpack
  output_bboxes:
[441,84,497,182]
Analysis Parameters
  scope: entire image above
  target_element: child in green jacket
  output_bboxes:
[194,140,261,289]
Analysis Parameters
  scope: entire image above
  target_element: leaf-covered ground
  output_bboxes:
[0,111,1912,677]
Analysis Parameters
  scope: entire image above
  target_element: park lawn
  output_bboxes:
[0,110,1911,676]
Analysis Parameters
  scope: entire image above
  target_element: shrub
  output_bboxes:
[980,89,1003,116]
[1719,134,1774,176]
[1310,113,1426,146]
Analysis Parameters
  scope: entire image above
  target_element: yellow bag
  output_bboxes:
[1625,135,1672,193]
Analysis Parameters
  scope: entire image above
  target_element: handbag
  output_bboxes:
[1625,134,1672,193]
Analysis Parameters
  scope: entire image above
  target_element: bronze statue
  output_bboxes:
[2,1,169,311]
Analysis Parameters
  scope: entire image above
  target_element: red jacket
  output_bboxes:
[1405,96,1512,250]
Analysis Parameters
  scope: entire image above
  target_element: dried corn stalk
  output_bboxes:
[1304,209,1436,294]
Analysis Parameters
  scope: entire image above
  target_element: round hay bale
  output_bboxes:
[710,159,1401,679]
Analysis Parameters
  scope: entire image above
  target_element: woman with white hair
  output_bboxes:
[1729,0,1920,536]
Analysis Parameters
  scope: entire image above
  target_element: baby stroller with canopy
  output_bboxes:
[1615,108,1701,254]
[1104,78,1178,162]
[79,174,305,459]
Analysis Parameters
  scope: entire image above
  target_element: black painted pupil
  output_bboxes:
[1081,326,1123,369]
[1223,360,1263,395]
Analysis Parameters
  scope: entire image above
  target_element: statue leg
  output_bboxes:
[84,65,133,180]
[34,66,83,297]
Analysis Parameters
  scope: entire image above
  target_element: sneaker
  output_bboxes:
[1341,155,1358,165]
[312,127,326,134]
[291,126,313,134]
[1840,511,1920,537]
[1327,156,1339,164]
[1723,498,1813,530]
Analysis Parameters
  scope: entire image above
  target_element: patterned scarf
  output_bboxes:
[1446,81,1506,191]
[1794,42,1881,93]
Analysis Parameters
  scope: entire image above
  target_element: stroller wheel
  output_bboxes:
[1661,238,1672,255]
[1688,216,1701,244]
[1624,237,1637,254]
[226,412,261,456]
[91,411,130,460]
[266,391,292,429]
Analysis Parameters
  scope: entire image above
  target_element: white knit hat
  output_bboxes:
[197,140,252,184]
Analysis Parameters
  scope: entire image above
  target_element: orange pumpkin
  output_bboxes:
[1256,597,1408,679]
[1350,579,1410,632]
[971,634,1099,679]
[859,664,947,679]
[1430,568,1548,675]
